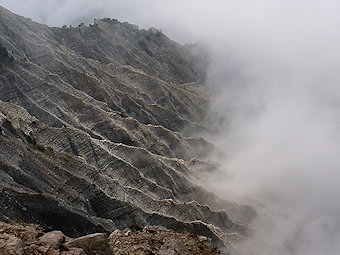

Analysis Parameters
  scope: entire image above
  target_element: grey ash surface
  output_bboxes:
[0,6,255,250]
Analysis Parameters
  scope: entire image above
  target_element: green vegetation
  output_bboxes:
[25,134,45,152]
[25,134,36,145]
[35,143,45,152]
[43,146,54,157]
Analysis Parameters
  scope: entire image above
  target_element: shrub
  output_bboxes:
[25,134,36,145]
[0,43,9,59]
[25,134,45,152]
[0,42,14,61]
[35,143,45,152]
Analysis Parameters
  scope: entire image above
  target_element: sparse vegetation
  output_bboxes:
[35,143,45,152]
[149,27,162,37]
[138,40,154,56]
[25,134,45,152]
[25,134,36,145]
[42,146,54,157]
[122,22,139,31]
[100,18,120,25]
[0,42,9,58]
[0,42,13,61]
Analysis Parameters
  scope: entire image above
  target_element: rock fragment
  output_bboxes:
[61,247,86,255]
[64,233,112,255]
[0,233,23,255]
[39,230,65,250]
[159,239,191,255]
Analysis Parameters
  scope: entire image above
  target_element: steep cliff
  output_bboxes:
[0,6,254,251]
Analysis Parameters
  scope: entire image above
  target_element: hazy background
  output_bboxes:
[1,1,340,254]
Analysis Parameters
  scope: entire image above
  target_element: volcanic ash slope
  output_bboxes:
[0,6,255,250]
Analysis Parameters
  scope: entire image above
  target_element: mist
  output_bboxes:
[1,1,340,254]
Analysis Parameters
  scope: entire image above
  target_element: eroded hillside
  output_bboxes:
[0,6,255,252]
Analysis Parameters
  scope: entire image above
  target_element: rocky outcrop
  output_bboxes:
[0,221,221,255]
[0,5,255,251]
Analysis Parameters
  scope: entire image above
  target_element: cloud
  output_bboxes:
[1,1,340,254]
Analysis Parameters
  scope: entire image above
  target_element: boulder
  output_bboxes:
[0,221,40,243]
[64,233,112,255]
[39,230,65,250]
[22,226,40,243]
[0,233,23,255]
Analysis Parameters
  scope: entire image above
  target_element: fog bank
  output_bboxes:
[1,1,340,254]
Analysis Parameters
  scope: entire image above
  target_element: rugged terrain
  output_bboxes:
[0,220,221,254]
[0,6,255,253]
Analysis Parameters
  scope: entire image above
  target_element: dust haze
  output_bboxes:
[2,1,340,254]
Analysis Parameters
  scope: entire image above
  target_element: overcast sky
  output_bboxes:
[1,1,340,254]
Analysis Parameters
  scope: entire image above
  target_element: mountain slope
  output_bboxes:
[0,6,254,250]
